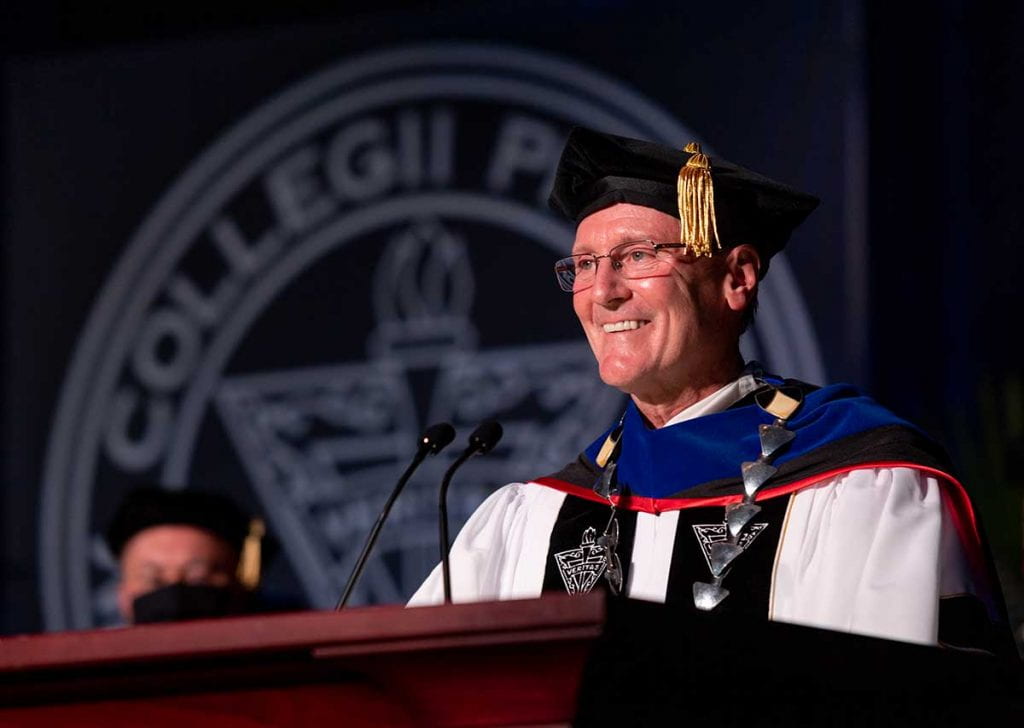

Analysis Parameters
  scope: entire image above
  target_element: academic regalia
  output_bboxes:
[410,371,1012,655]
[409,126,1013,657]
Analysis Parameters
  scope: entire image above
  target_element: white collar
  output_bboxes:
[659,373,760,428]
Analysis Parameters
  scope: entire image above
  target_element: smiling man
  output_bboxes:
[410,127,1011,654]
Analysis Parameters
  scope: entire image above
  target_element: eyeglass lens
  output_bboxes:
[554,240,681,292]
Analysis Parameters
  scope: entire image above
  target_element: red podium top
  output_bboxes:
[0,593,605,727]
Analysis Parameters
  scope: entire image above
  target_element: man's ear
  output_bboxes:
[722,244,760,313]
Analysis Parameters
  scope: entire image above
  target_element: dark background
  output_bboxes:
[2,0,1022,640]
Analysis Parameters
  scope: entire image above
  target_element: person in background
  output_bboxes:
[105,486,265,624]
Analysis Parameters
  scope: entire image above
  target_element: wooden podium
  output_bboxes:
[3,593,1022,726]
[0,594,605,727]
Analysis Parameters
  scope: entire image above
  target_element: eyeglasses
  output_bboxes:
[554,239,688,293]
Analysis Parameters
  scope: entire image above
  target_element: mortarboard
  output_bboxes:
[548,126,819,270]
[105,486,250,556]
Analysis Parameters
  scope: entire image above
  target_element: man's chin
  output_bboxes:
[597,363,645,394]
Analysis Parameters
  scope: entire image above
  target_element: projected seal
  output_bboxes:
[40,44,825,629]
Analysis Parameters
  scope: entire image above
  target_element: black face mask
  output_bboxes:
[132,583,253,624]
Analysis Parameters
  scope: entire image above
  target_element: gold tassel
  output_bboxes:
[237,517,265,590]
[677,142,721,257]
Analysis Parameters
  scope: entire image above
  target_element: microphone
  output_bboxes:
[335,422,455,609]
[439,420,504,604]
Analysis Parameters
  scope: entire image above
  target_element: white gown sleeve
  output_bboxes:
[770,467,967,645]
[407,482,566,606]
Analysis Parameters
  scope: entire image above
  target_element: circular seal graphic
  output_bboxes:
[41,43,826,629]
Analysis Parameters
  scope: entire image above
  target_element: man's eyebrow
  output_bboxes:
[571,232,625,253]
[572,234,655,254]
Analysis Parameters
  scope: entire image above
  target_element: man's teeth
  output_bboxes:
[602,320,646,333]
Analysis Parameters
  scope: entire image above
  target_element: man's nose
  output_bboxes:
[161,565,188,586]
[589,260,630,306]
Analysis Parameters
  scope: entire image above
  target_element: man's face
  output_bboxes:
[116,525,239,622]
[571,203,732,400]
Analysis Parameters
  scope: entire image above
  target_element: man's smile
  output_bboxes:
[601,319,651,333]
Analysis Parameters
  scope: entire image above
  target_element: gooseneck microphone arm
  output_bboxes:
[438,449,475,603]
[336,422,455,610]
[439,420,503,604]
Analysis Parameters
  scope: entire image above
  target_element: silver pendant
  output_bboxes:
[596,509,622,595]
[741,460,777,497]
[693,579,730,611]
[725,501,761,538]
[708,542,744,577]
[603,555,623,595]
[693,380,803,613]
[594,460,619,499]
[759,423,795,459]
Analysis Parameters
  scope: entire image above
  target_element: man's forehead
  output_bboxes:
[121,524,232,558]
[572,203,680,251]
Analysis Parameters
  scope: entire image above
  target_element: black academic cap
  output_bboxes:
[105,486,251,557]
[548,127,819,266]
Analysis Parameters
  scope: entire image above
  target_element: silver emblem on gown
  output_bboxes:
[554,526,612,595]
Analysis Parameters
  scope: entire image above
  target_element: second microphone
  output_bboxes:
[438,420,504,604]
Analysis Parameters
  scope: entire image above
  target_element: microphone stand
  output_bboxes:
[439,420,503,603]
[335,422,455,610]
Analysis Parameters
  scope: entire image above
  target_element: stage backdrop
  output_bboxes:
[2,3,862,632]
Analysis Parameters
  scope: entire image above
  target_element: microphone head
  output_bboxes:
[420,422,456,454]
[469,420,503,454]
